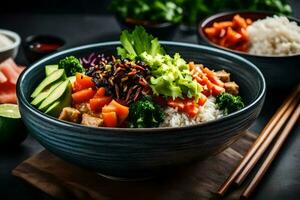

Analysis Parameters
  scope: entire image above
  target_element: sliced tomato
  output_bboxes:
[203,68,224,87]
[102,104,117,113]
[73,73,95,91]
[184,101,195,112]
[110,100,129,123]
[167,97,200,118]
[94,87,106,97]
[188,62,195,71]
[167,99,185,111]
[186,106,199,118]
[102,112,118,127]
[198,93,207,106]
[72,80,81,92]
[102,100,129,125]
[212,85,225,96]
[72,88,96,104]
[89,96,112,112]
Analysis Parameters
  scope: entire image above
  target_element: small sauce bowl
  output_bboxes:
[24,35,65,63]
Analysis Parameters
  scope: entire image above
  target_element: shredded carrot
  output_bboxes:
[204,14,251,52]
[188,62,225,98]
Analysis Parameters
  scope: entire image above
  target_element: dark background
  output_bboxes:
[1,0,112,14]
[0,0,299,15]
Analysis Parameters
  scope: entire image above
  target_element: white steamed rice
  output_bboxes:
[160,96,223,127]
[247,16,300,56]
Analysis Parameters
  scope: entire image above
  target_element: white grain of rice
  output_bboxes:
[160,96,223,128]
[247,16,300,56]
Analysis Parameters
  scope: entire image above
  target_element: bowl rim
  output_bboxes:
[17,41,266,133]
[0,29,21,53]
[198,10,300,58]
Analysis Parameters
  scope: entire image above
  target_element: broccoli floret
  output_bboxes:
[58,56,85,76]
[216,92,245,115]
[128,96,164,128]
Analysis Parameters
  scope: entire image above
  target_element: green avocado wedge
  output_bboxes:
[38,79,71,111]
[31,69,66,98]
[45,65,59,76]
[45,82,72,117]
[68,76,76,84]
[31,81,62,106]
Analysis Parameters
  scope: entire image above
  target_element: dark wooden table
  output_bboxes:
[1,7,300,200]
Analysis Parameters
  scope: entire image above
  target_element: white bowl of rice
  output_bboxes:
[247,15,300,56]
[199,11,300,88]
[0,29,21,63]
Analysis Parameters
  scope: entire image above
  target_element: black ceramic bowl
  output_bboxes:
[198,11,300,89]
[115,16,179,39]
[17,41,265,179]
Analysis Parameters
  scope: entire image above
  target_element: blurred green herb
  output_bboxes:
[182,0,292,25]
[249,0,292,15]
[110,0,292,26]
[110,0,183,24]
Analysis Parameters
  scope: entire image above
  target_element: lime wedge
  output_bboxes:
[0,104,27,146]
[0,104,21,118]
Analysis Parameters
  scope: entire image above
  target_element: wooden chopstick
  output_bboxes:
[241,101,300,199]
[217,84,300,196]
[235,92,300,185]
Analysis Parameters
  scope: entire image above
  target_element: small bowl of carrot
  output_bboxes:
[198,11,300,88]
[198,11,269,53]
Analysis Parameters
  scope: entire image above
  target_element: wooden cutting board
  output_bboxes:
[12,131,257,200]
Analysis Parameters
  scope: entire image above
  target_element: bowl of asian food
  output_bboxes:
[198,11,300,88]
[17,27,265,179]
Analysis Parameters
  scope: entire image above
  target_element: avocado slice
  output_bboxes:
[45,65,59,76]
[38,79,70,111]
[31,81,62,106]
[44,101,60,116]
[45,82,72,117]
[68,76,76,84]
[31,69,66,98]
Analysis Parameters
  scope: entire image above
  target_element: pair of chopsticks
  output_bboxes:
[218,83,300,199]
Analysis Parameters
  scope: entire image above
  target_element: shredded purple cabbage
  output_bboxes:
[80,53,107,69]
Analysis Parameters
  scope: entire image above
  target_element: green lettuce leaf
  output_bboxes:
[117,26,165,60]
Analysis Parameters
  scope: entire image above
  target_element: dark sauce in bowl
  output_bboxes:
[30,42,62,53]
[24,35,65,63]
